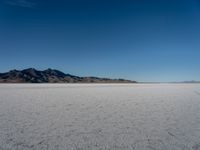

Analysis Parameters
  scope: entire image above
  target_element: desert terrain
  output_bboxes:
[0,84,200,150]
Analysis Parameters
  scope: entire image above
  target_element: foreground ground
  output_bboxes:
[0,84,200,150]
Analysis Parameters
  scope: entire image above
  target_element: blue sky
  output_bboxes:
[1,0,200,82]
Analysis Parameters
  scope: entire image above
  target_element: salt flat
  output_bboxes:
[0,84,200,150]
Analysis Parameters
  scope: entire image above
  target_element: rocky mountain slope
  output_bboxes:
[0,68,136,83]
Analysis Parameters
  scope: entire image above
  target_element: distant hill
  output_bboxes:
[178,81,200,83]
[168,80,200,83]
[0,68,136,83]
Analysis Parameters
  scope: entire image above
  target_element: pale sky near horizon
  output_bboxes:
[1,0,200,82]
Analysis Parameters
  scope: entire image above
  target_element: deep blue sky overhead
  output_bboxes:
[1,0,200,82]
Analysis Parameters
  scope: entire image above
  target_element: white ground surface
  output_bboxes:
[0,84,200,150]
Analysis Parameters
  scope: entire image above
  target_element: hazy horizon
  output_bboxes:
[1,0,200,82]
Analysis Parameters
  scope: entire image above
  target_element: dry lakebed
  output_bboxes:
[0,84,200,150]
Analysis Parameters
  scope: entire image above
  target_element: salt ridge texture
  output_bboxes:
[0,84,200,150]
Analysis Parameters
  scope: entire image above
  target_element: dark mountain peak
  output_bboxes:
[0,68,137,83]
[44,68,54,72]
[22,68,37,72]
[21,68,40,77]
[43,68,66,77]
[9,69,20,73]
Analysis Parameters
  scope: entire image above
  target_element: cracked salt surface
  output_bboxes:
[1,84,200,150]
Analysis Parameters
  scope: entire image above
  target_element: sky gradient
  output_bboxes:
[1,0,200,82]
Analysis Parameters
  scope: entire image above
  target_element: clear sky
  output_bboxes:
[1,0,200,82]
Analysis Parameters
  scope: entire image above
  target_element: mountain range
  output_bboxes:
[0,68,136,83]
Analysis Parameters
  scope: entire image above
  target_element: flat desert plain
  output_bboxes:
[0,84,200,150]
